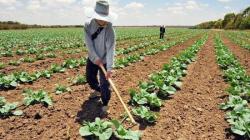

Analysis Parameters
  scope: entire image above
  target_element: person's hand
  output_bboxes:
[95,59,103,66]
[106,71,112,79]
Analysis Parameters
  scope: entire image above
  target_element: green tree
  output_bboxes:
[222,13,236,28]
[242,6,250,17]
[240,16,250,29]
[233,14,243,28]
[214,19,223,29]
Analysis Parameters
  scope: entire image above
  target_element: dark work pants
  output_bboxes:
[160,33,164,39]
[86,58,111,106]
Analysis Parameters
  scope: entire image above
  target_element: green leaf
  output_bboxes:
[79,117,113,140]
[13,110,23,116]
[112,119,142,140]
[132,106,157,123]
[10,81,18,87]
[79,126,93,136]
[174,81,182,89]
[42,95,53,106]
[231,125,246,136]
[162,85,176,95]
[97,128,113,140]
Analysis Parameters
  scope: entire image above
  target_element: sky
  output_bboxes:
[0,0,249,26]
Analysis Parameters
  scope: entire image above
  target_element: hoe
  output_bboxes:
[100,65,137,125]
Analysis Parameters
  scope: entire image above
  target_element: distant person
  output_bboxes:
[160,25,166,39]
[84,0,116,116]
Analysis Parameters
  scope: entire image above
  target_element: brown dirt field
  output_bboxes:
[0,34,202,139]
[140,34,233,140]
[221,35,250,74]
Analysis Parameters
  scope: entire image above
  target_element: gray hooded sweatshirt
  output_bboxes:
[84,19,116,71]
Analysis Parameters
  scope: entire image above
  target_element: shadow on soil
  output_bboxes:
[225,128,248,140]
[75,97,102,124]
[137,122,156,131]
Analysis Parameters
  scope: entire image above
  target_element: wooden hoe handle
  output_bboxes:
[100,65,136,124]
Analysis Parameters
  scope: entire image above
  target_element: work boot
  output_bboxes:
[100,106,110,117]
[89,90,101,99]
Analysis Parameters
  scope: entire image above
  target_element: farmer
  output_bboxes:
[84,0,116,115]
[160,25,166,39]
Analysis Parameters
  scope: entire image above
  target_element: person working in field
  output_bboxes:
[84,0,116,116]
[160,25,166,39]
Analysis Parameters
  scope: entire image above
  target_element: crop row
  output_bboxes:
[225,32,250,51]
[214,35,250,138]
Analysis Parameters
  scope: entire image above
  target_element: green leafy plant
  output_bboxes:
[1,49,13,57]
[129,89,162,108]
[40,70,52,78]
[0,74,18,88]
[112,120,141,140]
[226,107,250,137]
[8,60,21,66]
[43,46,55,52]
[227,85,250,98]
[226,107,250,126]
[27,47,38,54]
[0,97,23,117]
[231,117,250,137]
[132,106,157,123]
[62,59,79,69]
[0,63,5,69]
[79,57,87,66]
[16,49,26,55]
[115,58,129,68]
[45,52,56,58]
[220,96,248,110]
[55,84,71,94]
[72,75,87,85]
[79,117,113,140]
[21,57,36,63]
[23,89,53,106]
[50,64,65,73]
[14,72,37,83]
[143,74,177,97]
[36,54,45,60]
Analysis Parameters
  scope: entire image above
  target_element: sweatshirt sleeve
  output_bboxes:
[106,25,116,71]
[84,22,100,63]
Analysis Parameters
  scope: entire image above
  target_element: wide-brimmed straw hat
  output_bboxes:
[85,0,117,23]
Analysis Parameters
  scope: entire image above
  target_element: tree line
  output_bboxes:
[194,6,250,29]
[0,21,82,30]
